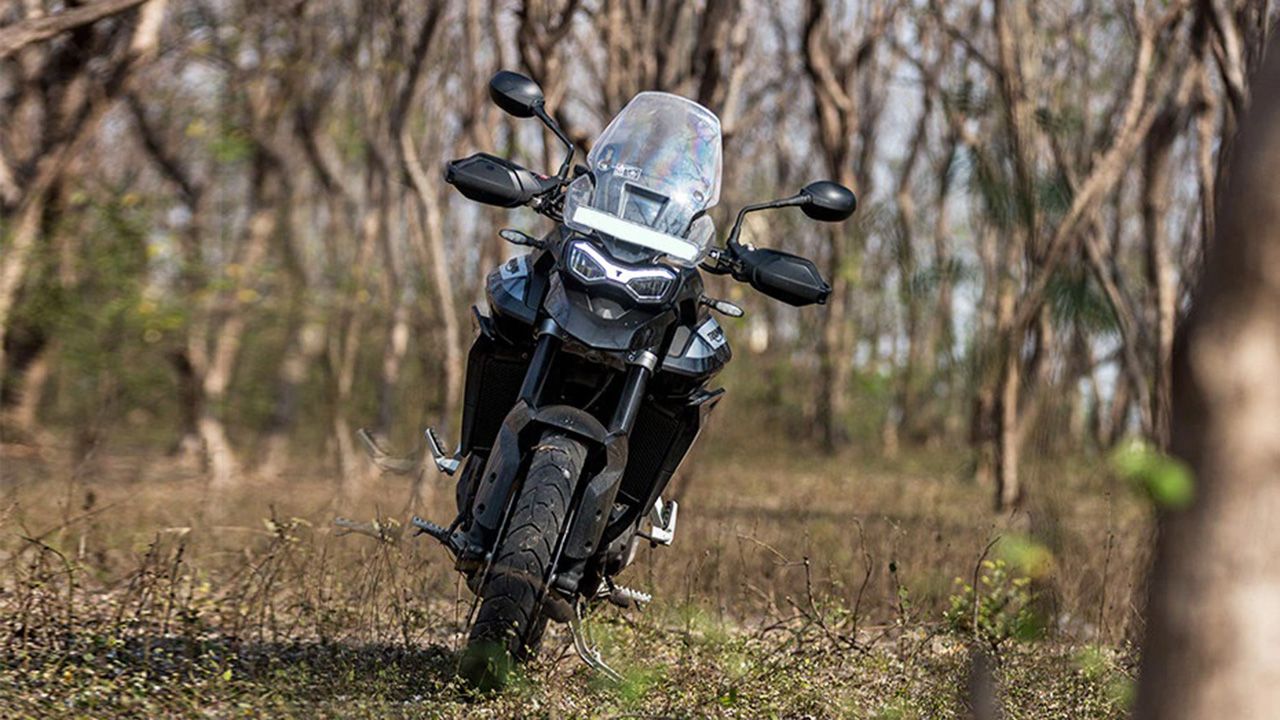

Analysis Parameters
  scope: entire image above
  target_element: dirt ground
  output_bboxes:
[0,433,1148,718]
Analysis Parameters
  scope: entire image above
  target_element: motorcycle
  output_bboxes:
[390,70,855,689]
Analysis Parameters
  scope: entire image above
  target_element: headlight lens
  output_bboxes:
[565,241,676,302]
[567,243,607,281]
[626,275,673,300]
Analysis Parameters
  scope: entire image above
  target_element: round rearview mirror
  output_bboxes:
[489,70,544,118]
[800,181,857,222]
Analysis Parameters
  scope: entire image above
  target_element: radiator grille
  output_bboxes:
[466,353,527,452]
[619,404,681,505]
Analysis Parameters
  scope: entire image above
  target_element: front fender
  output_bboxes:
[469,401,628,562]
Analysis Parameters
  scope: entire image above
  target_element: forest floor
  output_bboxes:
[0,429,1148,718]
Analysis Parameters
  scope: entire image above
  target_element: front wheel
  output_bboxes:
[458,431,584,691]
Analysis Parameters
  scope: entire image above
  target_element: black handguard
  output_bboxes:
[732,244,831,306]
[445,152,559,208]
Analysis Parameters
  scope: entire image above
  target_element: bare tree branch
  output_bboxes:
[0,0,152,60]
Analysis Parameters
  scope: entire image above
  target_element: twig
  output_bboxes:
[971,536,1002,645]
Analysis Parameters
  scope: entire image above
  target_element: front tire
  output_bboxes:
[459,431,584,691]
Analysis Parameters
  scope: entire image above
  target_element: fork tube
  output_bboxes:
[609,362,652,434]
[519,330,561,404]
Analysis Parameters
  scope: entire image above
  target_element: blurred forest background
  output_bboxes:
[5,0,1273,500]
[2,0,1280,717]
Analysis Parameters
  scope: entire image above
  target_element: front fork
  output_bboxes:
[431,322,655,568]
[522,321,655,434]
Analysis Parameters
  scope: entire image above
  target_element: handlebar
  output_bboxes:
[446,150,830,307]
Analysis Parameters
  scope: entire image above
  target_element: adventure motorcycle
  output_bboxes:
[375,70,855,689]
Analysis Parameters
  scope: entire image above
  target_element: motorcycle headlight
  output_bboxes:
[566,241,676,302]
[567,243,607,281]
[625,275,674,300]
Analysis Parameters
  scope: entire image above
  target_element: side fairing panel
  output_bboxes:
[661,316,731,378]
[485,252,540,329]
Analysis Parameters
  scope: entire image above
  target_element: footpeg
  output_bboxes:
[334,516,402,543]
[357,428,423,475]
[644,497,678,546]
[412,515,465,558]
[411,515,450,541]
[425,427,461,476]
[356,426,460,476]
[606,583,651,609]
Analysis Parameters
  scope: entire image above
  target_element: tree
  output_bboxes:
[0,0,167,388]
[800,0,895,453]
[1135,34,1280,719]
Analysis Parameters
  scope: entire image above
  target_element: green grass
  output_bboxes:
[0,599,1136,719]
[0,437,1148,718]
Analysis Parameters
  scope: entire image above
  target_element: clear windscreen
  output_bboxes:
[564,92,722,266]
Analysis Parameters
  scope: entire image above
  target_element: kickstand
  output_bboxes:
[568,599,623,683]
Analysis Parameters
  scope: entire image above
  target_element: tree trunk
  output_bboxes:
[167,348,202,462]
[377,296,412,434]
[994,342,1022,511]
[404,188,463,437]
[1135,38,1280,720]
[394,4,460,437]
[927,139,959,443]
[992,229,1023,511]
[1142,109,1180,448]
[0,0,151,59]
[1103,368,1132,448]
[892,91,932,449]
[815,223,851,453]
[971,226,1000,487]
[7,340,50,435]
[0,195,46,379]
[201,201,276,490]
[333,205,380,493]
[0,0,166,378]
[259,317,324,477]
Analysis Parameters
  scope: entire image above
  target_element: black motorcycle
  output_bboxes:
[390,71,855,688]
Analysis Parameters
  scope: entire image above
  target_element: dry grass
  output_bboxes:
[0,425,1150,718]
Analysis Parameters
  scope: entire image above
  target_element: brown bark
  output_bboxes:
[129,93,214,467]
[201,170,279,490]
[1083,224,1155,439]
[929,137,959,439]
[992,232,1021,510]
[584,0,750,137]
[129,39,290,490]
[890,72,935,450]
[1135,36,1280,720]
[0,0,167,386]
[6,341,50,434]
[801,0,892,453]
[1142,110,1181,448]
[0,192,50,378]
[517,0,585,164]
[0,0,151,60]
[972,0,1192,508]
[332,202,380,491]
[394,3,461,438]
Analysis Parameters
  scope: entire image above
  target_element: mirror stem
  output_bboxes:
[725,195,806,252]
[533,103,575,181]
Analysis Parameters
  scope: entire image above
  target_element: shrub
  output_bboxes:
[943,559,1039,653]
